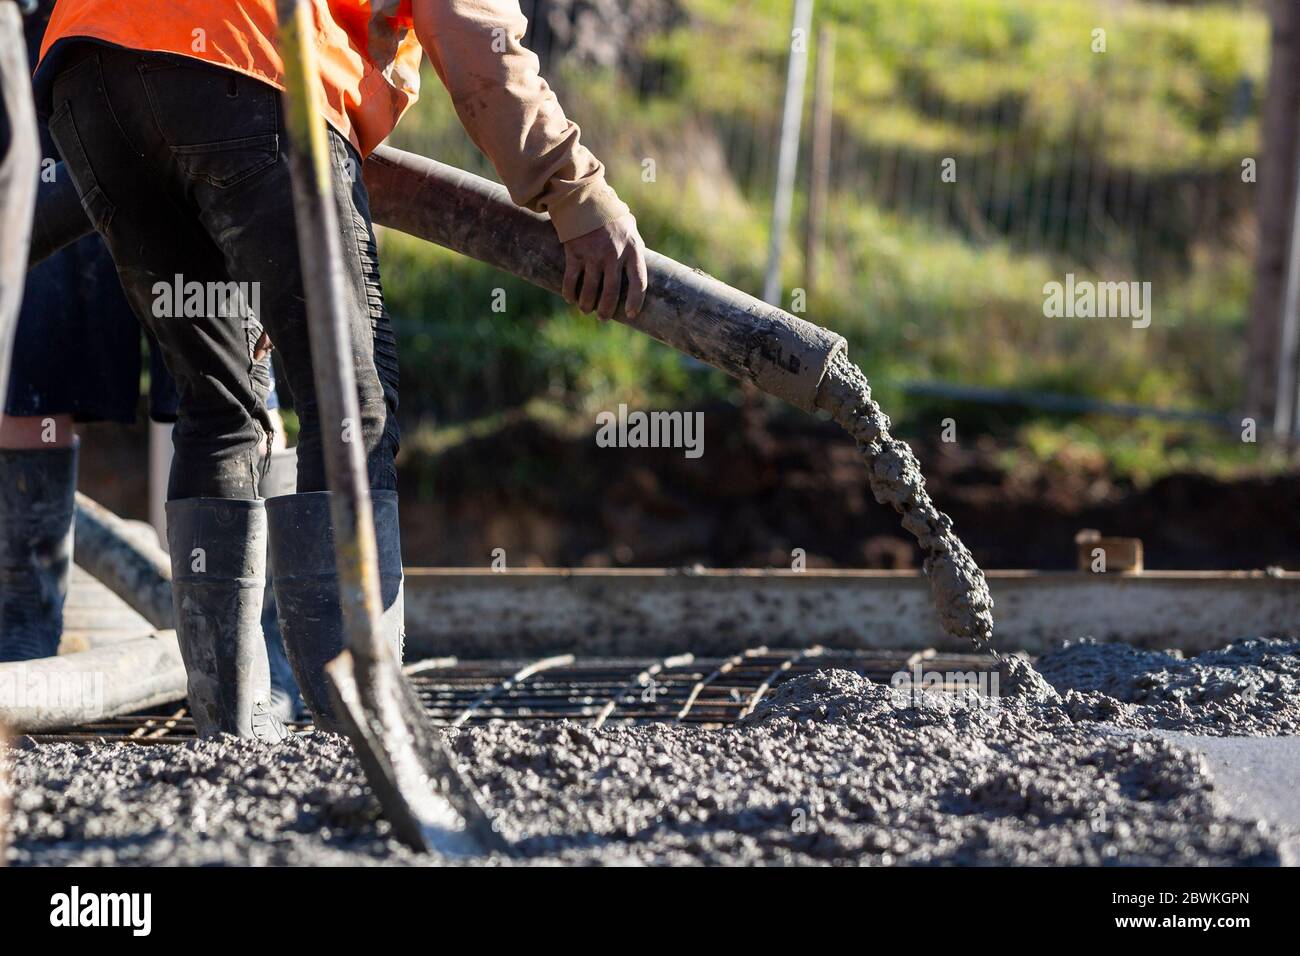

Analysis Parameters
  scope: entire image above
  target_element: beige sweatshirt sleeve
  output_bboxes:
[411,0,631,242]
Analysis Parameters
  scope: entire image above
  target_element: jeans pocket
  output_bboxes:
[171,134,281,189]
[47,101,115,233]
[139,60,281,188]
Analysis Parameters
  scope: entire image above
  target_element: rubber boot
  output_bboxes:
[166,497,286,741]
[0,446,77,662]
[258,448,304,722]
[267,490,405,731]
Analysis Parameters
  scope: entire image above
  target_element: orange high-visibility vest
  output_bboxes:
[39,0,423,156]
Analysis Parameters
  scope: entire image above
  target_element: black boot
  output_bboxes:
[258,448,303,722]
[0,446,77,662]
[166,497,286,741]
[267,490,404,731]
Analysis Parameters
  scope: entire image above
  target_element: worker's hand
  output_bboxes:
[562,214,648,321]
[253,330,274,363]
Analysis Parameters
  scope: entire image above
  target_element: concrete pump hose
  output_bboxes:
[29,152,996,650]
[33,148,848,411]
[364,146,847,413]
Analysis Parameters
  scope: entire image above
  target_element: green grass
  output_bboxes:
[661,0,1266,173]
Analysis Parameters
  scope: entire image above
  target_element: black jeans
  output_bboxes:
[46,43,399,499]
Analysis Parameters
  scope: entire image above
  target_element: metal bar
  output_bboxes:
[676,647,768,722]
[802,23,834,299]
[402,657,459,676]
[450,654,576,727]
[593,653,695,728]
[129,707,188,740]
[739,646,824,718]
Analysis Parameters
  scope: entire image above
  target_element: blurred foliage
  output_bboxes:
[382,0,1279,484]
[664,0,1265,172]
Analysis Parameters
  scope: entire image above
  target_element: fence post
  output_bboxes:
[762,0,814,308]
[803,23,834,302]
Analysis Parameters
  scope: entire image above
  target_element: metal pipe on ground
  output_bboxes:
[73,493,174,630]
[0,631,186,733]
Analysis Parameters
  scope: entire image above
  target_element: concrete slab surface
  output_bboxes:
[1154,733,1300,866]
[1106,727,1300,865]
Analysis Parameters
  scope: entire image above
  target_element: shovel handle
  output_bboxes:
[274,0,387,664]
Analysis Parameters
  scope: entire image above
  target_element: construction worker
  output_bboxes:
[1,1,307,723]
[30,0,648,739]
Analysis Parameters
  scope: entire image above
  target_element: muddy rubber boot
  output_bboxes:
[258,449,304,722]
[267,490,405,731]
[166,497,287,741]
[0,446,77,662]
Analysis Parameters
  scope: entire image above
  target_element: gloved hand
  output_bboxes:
[561,213,648,322]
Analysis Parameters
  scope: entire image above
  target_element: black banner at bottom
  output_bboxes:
[0,865,1285,942]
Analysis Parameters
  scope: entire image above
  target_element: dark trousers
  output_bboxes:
[47,43,400,499]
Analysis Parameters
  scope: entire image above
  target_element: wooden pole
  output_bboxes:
[273,0,385,665]
[803,24,835,302]
[274,1,503,853]
[762,0,814,308]
[1246,0,1300,422]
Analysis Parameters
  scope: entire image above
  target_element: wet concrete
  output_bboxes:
[1123,731,1300,866]
[1037,638,1300,736]
[4,641,1293,866]
[816,354,995,649]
